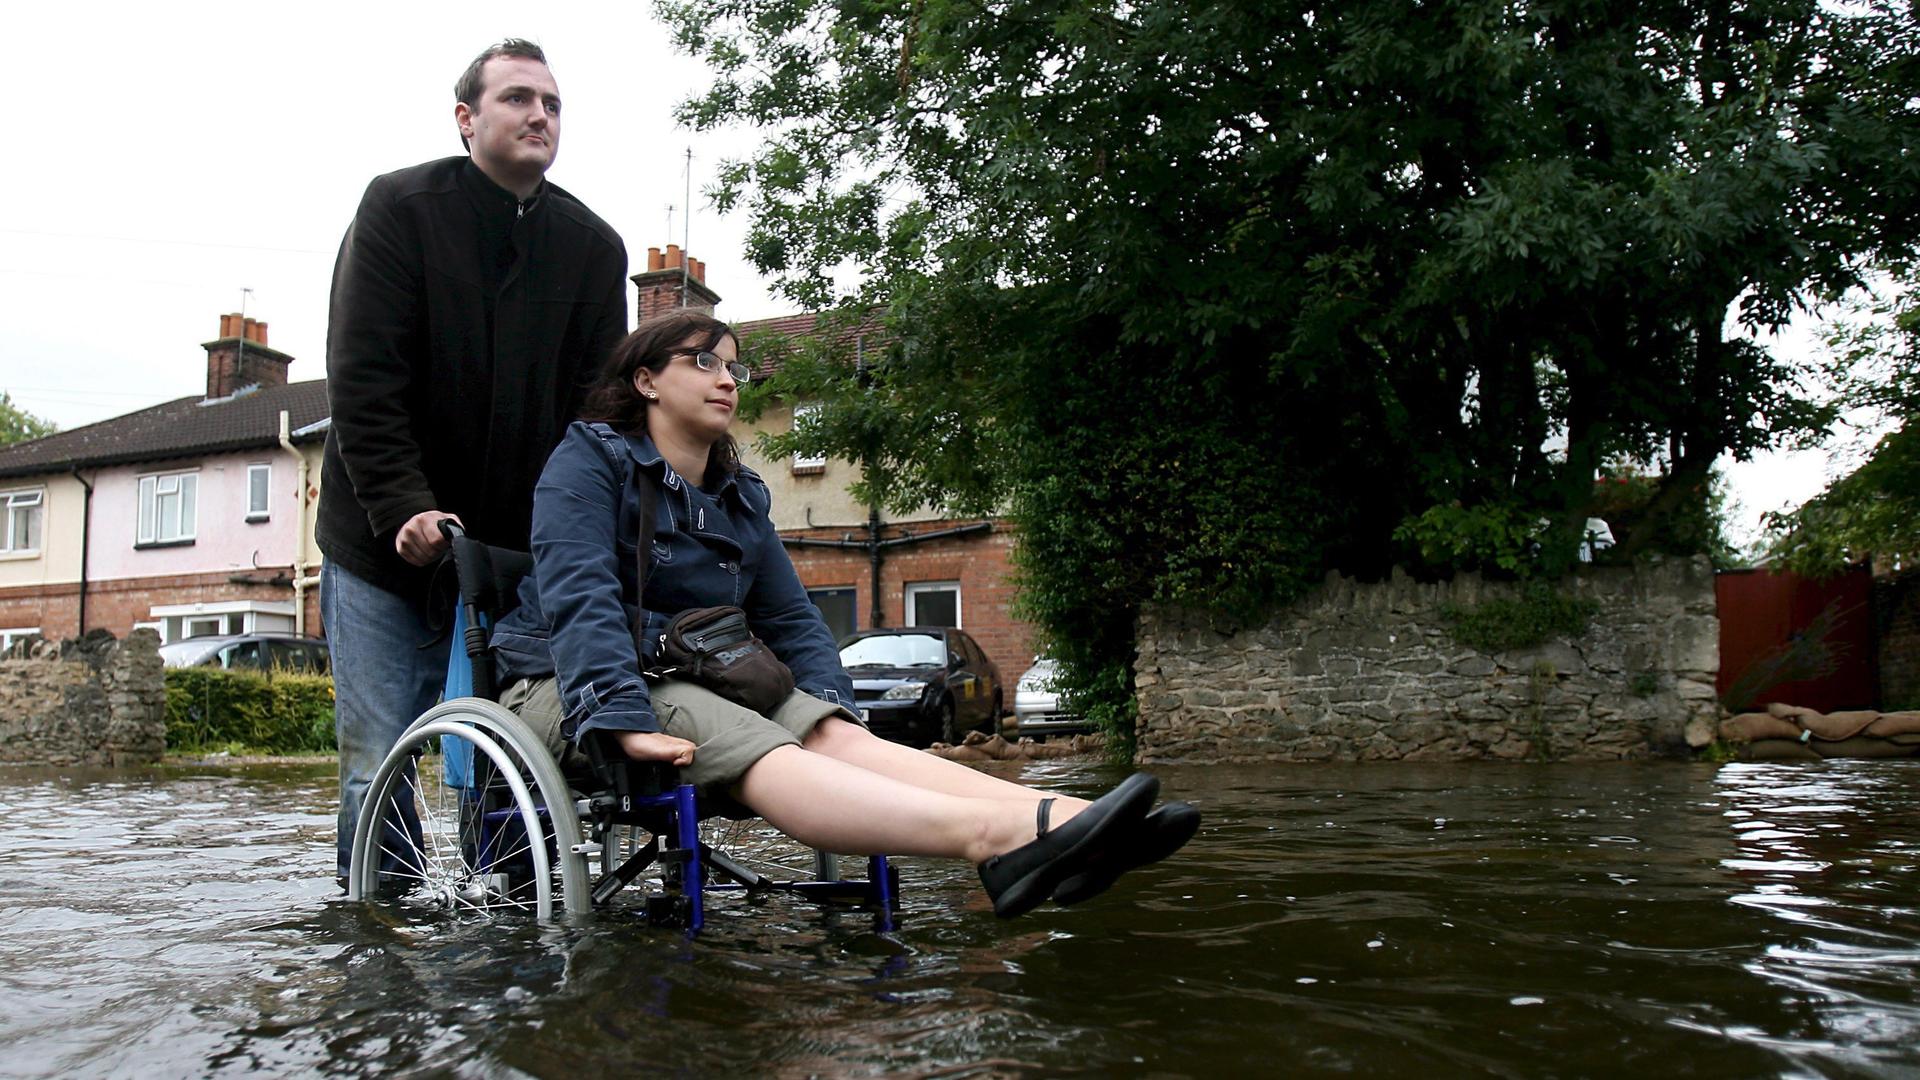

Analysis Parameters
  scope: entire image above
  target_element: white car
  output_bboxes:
[1009,657,1088,737]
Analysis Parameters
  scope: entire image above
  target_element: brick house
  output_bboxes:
[0,315,327,644]
[0,253,1040,673]
[635,244,1043,673]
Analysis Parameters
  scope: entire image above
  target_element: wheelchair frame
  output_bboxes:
[344,527,899,932]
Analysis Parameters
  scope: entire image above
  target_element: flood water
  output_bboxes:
[2,757,1918,1078]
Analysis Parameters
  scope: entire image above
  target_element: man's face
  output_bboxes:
[456,56,562,186]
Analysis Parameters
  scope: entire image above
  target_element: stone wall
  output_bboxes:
[0,629,166,766]
[1135,557,1719,763]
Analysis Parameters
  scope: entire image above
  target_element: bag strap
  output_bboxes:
[630,467,657,670]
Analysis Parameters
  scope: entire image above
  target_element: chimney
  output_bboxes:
[632,243,723,322]
[202,312,295,399]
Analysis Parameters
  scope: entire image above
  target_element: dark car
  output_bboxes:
[158,632,332,675]
[840,627,1003,748]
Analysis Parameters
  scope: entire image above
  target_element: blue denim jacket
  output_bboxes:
[491,421,856,740]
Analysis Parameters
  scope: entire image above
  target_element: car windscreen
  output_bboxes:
[840,633,946,668]
[158,640,224,667]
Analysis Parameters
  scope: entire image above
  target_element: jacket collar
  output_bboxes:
[458,158,544,218]
[622,430,744,503]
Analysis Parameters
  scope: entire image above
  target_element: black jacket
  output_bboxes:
[317,157,628,597]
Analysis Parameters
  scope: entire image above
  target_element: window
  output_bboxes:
[905,581,961,628]
[791,403,826,473]
[137,471,197,545]
[0,626,40,653]
[807,587,857,643]
[246,464,270,522]
[183,615,223,639]
[0,489,42,554]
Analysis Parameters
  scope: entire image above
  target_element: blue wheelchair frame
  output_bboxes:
[436,551,897,934]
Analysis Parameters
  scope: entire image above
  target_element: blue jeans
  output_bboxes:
[324,560,450,882]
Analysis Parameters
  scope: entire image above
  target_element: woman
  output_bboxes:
[489,311,1198,918]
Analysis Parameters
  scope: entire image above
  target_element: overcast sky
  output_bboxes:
[0,2,1861,549]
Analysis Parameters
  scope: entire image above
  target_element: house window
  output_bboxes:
[0,626,40,653]
[183,615,224,639]
[792,403,826,474]
[247,464,270,522]
[0,489,42,554]
[137,470,197,546]
[905,581,961,628]
[807,587,857,643]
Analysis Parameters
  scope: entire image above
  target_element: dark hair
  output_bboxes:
[582,311,742,480]
[455,40,548,150]
[455,39,548,109]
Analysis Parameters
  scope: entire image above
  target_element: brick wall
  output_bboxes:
[0,569,319,641]
[781,518,1041,674]
[0,582,83,639]
[1878,570,1920,710]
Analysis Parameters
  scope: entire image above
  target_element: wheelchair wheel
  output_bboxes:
[346,699,592,920]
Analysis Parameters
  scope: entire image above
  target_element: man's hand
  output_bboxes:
[616,730,698,767]
[394,510,463,566]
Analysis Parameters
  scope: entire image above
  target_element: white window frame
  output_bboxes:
[0,626,41,652]
[905,580,962,628]
[0,488,43,555]
[137,469,198,546]
[183,615,224,639]
[246,463,271,522]
[791,403,827,473]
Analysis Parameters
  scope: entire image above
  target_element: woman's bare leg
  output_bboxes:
[802,717,1092,816]
[732,744,1053,862]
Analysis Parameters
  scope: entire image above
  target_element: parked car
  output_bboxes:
[840,627,1003,748]
[1008,656,1090,738]
[158,632,331,675]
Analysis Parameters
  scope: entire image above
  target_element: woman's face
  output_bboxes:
[635,333,741,446]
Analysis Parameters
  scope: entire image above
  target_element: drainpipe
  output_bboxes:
[278,411,320,634]
[70,467,92,635]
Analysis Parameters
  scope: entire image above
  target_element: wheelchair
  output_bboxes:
[343,525,899,932]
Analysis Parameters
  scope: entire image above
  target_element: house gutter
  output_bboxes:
[278,411,321,634]
[69,467,92,634]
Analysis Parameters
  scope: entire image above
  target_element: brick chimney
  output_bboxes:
[202,313,294,399]
[632,243,723,322]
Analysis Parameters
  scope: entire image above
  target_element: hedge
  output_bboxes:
[164,667,336,754]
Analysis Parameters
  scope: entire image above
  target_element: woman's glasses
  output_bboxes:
[682,349,752,384]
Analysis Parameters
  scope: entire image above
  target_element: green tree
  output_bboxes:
[0,392,55,447]
[667,0,1920,746]
[1768,267,1920,574]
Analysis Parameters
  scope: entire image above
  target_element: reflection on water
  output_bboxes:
[1,758,1918,1077]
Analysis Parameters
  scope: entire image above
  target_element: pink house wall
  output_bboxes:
[88,450,306,581]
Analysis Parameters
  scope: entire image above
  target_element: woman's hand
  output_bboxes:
[615,730,697,766]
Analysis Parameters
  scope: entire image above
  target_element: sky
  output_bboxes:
[0,2,1866,551]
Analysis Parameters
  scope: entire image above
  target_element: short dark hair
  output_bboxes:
[582,311,743,480]
[455,38,548,110]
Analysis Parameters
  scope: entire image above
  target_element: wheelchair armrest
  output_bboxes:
[583,730,679,812]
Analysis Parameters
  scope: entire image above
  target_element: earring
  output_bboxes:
[643,391,659,400]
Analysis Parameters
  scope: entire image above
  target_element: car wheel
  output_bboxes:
[982,691,1004,735]
[938,699,960,745]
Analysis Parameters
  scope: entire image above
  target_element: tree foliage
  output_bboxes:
[1768,266,1920,574]
[0,392,55,447]
[663,0,1920,745]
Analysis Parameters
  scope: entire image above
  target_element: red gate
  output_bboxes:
[1716,567,1878,713]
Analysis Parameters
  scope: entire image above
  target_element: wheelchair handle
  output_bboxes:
[438,518,466,544]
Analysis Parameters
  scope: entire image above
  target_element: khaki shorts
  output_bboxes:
[500,676,864,808]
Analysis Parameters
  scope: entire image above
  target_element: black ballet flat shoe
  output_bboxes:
[1052,800,1201,906]
[977,772,1159,919]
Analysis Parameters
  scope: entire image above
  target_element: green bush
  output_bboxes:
[1441,585,1599,654]
[164,667,336,754]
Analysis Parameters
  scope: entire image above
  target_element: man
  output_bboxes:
[320,39,628,884]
